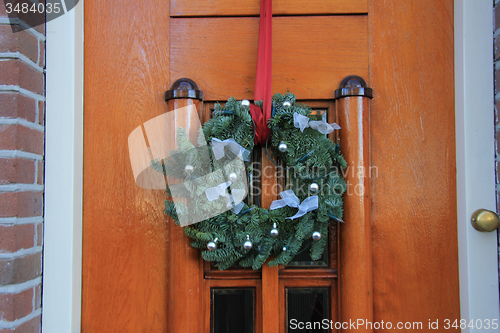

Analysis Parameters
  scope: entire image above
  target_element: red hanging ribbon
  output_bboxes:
[249,0,272,145]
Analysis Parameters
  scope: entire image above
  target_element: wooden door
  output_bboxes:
[83,0,459,332]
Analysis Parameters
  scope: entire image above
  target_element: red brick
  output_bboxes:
[35,22,45,36]
[497,191,500,212]
[0,1,7,18]
[34,284,40,310]
[0,252,42,285]
[14,314,41,333]
[0,159,36,185]
[0,94,37,123]
[36,160,42,185]
[0,288,33,321]
[0,94,17,118]
[496,68,500,95]
[0,224,35,253]
[0,125,44,155]
[0,60,43,95]
[497,161,500,184]
[37,101,43,126]
[497,131,500,156]
[496,5,500,31]
[496,100,500,126]
[38,40,44,68]
[0,192,42,218]
[0,25,39,64]
[35,223,42,247]
[495,37,500,62]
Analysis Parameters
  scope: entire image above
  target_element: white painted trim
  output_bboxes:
[42,1,83,332]
[455,0,500,331]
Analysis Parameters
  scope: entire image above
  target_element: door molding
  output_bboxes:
[42,1,499,331]
[455,0,500,329]
[42,1,84,332]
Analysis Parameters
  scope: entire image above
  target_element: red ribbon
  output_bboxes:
[249,0,272,145]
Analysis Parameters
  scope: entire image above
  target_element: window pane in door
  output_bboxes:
[211,288,254,333]
[287,288,329,333]
[286,238,328,267]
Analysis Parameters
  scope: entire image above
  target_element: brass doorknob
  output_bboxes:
[471,209,500,232]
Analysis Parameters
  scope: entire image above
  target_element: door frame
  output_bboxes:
[454,0,500,329]
[42,1,499,331]
[42,2,83,332]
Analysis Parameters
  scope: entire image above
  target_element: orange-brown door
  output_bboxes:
[83,1,459,332]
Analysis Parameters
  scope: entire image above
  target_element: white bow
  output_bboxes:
[293,113,341,135]
[205,181,231,201]
[205,181,246,214]
[211,138,250,161]
[270,189,319,220]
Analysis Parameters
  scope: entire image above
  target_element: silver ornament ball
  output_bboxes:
[312,231,322,241]
[278,141,288,153]
[309,182,319,193]
[270,228,279,238]
[228,172,238,182]
[244,240,253,250]
[282,101,292,109]
[184,164,194,174]
[207,241,217,251]
[241,100,251,108]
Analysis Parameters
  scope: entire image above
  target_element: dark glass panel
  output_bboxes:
[285,108,329,267]
[309,109,327,121]
[287,288,329,333]
[211,288,254,333]
[287,238,328,267]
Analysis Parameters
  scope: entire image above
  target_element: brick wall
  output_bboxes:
[0,2,45,332]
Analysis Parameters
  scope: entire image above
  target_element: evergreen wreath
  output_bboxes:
[160,92,346,270]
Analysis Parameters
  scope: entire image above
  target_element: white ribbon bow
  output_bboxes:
[205,181,231,201]
[293,113,341,135]
[270,189,319,220]
[205,181,246,214]
[211,138,250,161]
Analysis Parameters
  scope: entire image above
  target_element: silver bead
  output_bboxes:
[312,231,322,241]
[228,172,238,182]
[207,238,218,251]
[243,235,253,250]
[282,101,292,109]
[278,141,288,153]
[184,164,194,174]
[309,182,319,193]
[270,223,279,238]
[241,100,250,108]
[244,240,253,250]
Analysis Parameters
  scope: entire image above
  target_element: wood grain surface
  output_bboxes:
[82,1,171,332]
[171,0,367,17]
[170,16,368,101]
[368,0,460,328]
[337,96,373,331]
[165,99,204,333]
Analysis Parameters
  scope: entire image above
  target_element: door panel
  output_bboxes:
[82,1,171,332]
[369,0,459,327]
[170,16,368,101]
[171,0,367,17]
